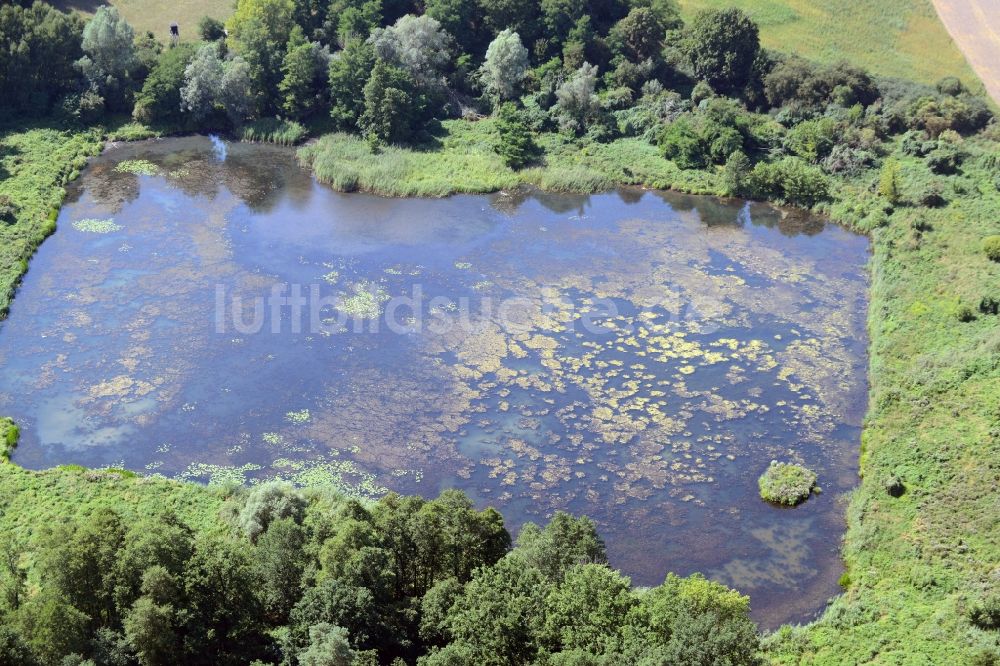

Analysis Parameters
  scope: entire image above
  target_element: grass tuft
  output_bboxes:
[240,118,309,146]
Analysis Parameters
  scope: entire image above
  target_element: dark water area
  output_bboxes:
[0,136,870,629]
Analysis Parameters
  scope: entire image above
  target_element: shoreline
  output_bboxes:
[2,119,999,660]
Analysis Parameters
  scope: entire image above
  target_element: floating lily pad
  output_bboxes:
[114,159,159,175]
[72,218,121,233]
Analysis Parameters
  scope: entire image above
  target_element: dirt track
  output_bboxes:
[931,0,1000,104]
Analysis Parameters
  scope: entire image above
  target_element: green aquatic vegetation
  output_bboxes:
[339,281,390,318]
[262,432,284,446]
[72,218,122,233]
[270,457,387,499]
[321,270,339,285]
[0,417,19,461]
[179,462,262,486]
[758,462,818,506]
[240,118,308,146]
[455,262,473,269]
[114,159,159,176]
[285,409,311,424]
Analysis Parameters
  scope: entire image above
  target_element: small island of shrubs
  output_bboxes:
[758,461,818,506]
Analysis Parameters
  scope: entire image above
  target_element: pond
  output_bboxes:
[0,136,869,628]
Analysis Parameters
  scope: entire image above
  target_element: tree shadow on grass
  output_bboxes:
[47,0,105,15]
[0,141,21,184]
[409,119,447,152]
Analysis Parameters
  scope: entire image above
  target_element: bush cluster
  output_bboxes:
[983,235,1000,262]
[758,462,818,505]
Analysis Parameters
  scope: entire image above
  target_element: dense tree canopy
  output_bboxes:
[227,0,297,112]
[480,29,530,106]
[0,2,83,113]
[76,5,139,110]
[0,484,767,664]
[683,7,760,94]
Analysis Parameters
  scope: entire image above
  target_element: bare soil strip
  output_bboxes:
[931,0,1000,104]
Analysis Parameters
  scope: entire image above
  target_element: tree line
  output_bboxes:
[0,484,762,665]
[0,0,993,207]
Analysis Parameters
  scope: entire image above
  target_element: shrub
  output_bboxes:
[691,81,714,105]
[723,151,751,196]
[980,296,1000,316]
[936,76,965,96]
[494,103,541,169]
[926,143,964,175]
[823,144,877,176]
[58,91,106,125]
[198,16,226,41]
[784,117,838,162]
[0,417,19,461]
[900,130,935,157]
[968,594,1000,630]
[955,303,976,322]
[613,89,685,141]
[764,57,878,110]
[659,106,750,169]
[0,196,18,224]
[883,475,905,497]
[983,236,1000,262]
[660,116,706,169]
[747,157,829,207]
[758,462,817,505]
[920,182,948,208]
[233,481,307,541]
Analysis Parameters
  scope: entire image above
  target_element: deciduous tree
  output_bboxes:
[76,6,139,110]
[480,29,530,106]
[683,8,760,94]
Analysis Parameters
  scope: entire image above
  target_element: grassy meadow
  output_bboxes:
[50,0,234,43]
[677,0,976,87]
[763,128,1000,663]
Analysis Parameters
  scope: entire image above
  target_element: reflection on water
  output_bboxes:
[0,136,869,629]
